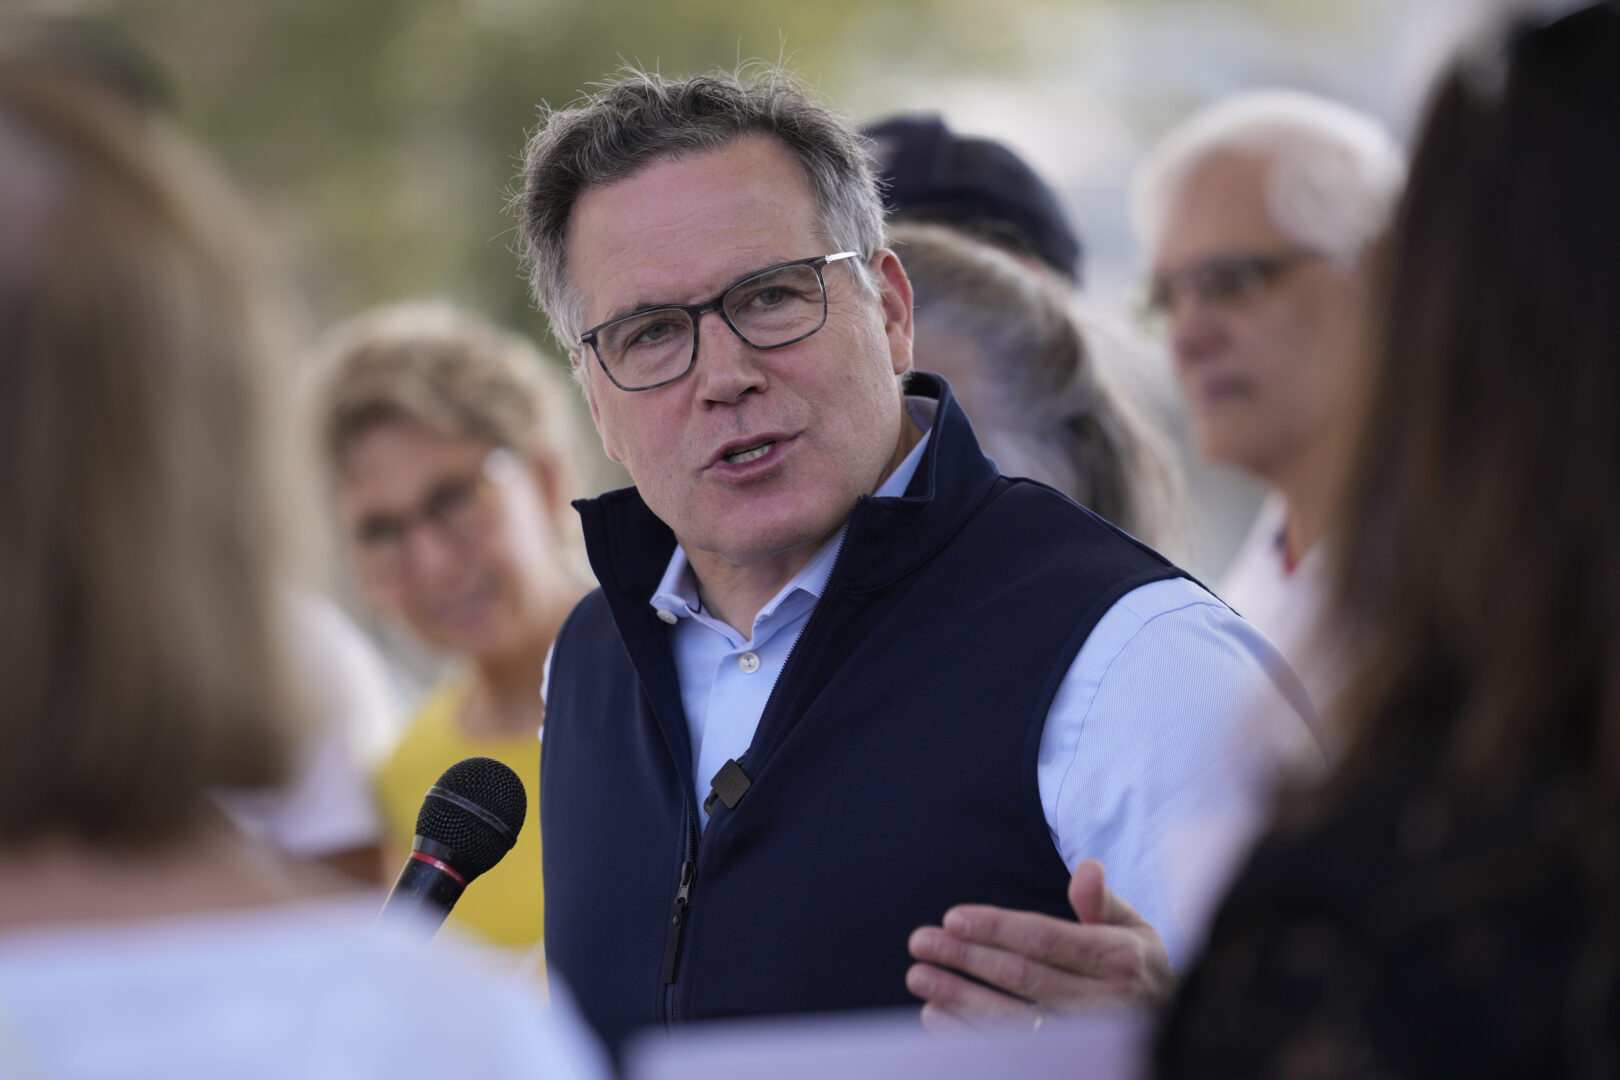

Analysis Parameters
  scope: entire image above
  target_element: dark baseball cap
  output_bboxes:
[863,113,1083,284]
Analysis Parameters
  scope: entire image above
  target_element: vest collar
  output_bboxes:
[572,372,998,602]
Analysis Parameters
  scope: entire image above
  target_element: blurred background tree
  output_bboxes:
[57,0,1439,345]
[94,0,1034,348]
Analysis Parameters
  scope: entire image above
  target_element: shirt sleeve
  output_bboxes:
[1039,577,1322,971]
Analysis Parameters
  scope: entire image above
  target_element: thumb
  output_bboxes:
[1068,859,1144,926]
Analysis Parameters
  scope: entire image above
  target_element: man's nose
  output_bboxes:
[692,309,767,405]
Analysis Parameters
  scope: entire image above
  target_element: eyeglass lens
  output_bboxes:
[596,261,828,389]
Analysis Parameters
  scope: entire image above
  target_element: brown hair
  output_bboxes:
[893,223,1182,550]
[0,55,294,844]
[1330,3,1620,797]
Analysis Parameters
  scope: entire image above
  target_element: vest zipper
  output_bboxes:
[660,806,699,1023]
[658,505,863,1025]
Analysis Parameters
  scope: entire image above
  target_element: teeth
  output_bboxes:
[725,441,774,465]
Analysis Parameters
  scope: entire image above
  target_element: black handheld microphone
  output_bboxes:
[378,756,527,934]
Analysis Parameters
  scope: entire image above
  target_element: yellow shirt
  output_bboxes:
[375,680,543,952]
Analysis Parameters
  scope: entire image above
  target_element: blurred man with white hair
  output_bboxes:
[1131,90,1404,737]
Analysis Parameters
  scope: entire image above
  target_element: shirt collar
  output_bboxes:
[649,395,937,624]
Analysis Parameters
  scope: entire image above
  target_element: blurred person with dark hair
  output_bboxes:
[313,300,591,958]
[0,39,603,1078]
[517,65,1312,1053]
[892,221,1181,551]
[1157,3,1620,1074]
[865,112,1084,286]
[1131,91,1404,736]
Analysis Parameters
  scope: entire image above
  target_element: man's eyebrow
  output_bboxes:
[593,257,795,326]
[599,295,687,324]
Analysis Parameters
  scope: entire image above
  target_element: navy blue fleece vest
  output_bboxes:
[541,374,1186,1055]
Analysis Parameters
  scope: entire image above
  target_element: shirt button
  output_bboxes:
[738,652,761,674]
[655,609,678,625]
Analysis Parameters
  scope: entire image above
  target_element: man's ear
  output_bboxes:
[871,249,915,377]
[572,348,623,464]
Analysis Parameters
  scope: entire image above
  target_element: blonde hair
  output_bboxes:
[312,301,584,501]
[0,55,294,844]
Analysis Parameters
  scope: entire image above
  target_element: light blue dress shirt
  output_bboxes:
[541,397,1316,969]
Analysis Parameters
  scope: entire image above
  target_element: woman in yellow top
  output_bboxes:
[311,302,591,954]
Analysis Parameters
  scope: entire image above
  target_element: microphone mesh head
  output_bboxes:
[414,756,528,880]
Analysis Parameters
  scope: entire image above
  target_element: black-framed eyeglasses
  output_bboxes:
[1138,249,1323,329]
[579,251,862,392]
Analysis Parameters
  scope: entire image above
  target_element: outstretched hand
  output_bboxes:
[906,860,1176,1031]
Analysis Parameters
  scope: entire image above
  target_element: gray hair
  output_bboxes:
[516,64,886,354]
[894,222,1183,550]
[1130,89,1405,265]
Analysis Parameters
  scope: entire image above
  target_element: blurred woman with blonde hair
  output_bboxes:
[313,300,591,956]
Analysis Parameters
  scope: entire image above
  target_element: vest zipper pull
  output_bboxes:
[661,859,696,984]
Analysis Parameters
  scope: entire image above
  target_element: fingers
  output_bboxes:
[1068,859,1147,928]
[909,926,1045,1001]
[906,861,1177,1018]
[908,922,1146,1007]
[929,904,1154,986]
[906,959,1030,1025]
[1068,859,1107,924]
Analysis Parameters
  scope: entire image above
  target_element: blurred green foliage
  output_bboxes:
[98,0,1075,355]
[88,0,1339,357]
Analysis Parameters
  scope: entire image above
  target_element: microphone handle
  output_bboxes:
[378,838,468,934]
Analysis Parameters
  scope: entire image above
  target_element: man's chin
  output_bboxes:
[687,519,843,572]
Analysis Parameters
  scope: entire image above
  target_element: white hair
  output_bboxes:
[1130,89,1405,265]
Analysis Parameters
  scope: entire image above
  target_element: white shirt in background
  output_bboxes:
[216,591,396,859]
[1218,493,1348,748]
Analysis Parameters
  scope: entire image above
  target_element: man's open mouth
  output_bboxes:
[724,440,776,465]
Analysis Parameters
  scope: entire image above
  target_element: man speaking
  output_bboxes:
[517,66,1312,1054]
